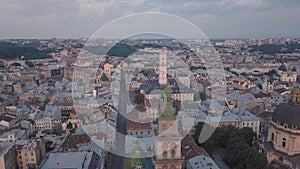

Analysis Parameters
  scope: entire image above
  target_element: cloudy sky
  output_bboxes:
[1,0,300,39]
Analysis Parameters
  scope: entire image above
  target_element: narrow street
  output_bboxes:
[107,69,154,169]
[107,69,127,169]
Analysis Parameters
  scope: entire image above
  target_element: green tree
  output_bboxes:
[193,123,268,169]
[245,149,268,169]
[11,62,21,66]
[194,122,219,153]
[70,128,75,134]
[67,122,73,129]
[194,92,200,101]
[240,127,256,146]
[199,92,207,100]
[134,93,145,105]
[225,136,249,166]
[25,60,34,67]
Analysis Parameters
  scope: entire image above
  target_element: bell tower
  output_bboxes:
[159,51,167,86]
[155,86,183,169]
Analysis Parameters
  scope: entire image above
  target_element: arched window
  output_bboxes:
[171,149,176,158]
[162,165,168,169]
[170,165,176,169]
[163,150,167,158]
[271,132,275,141]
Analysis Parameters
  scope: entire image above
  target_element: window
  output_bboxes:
[171,150,176,158]
[163,150,167,158]
[282,138,286,147]
[271,132,275,141]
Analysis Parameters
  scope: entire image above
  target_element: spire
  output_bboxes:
[159,85,176,120]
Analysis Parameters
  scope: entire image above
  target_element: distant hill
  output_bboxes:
[0,42,51,60]
[85,41,180,58]
[250,42,300,55]
[85,43,137,57]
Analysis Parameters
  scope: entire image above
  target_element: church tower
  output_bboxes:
[159,51,167,86]
[291,66,297,82]
[155,86,183,169]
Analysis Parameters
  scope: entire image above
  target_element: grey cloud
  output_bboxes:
[0,0,300,38]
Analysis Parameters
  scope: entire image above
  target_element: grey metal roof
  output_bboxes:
[272,103,300,129]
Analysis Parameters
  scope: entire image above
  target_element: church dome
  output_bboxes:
[272,87,300,129]
[279,63,287,72]
[272,103,300,129]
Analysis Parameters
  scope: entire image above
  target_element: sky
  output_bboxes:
[1,0,300,39]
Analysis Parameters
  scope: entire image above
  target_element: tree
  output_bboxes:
[199,92,207,100]
[225,137,249,167]
[70,128,75,134]
[264,69,277,76]
[194,92,200,101]
[25,60,34,67]
[245,149,268,169]
[258,84,263,90]
[194,122,219,153]
[240,127,256,146]
[67,122,73,129]
[11,62,21,67]
[134,93,145,105]
[193,123,269,169]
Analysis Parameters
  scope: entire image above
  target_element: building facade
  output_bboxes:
[16,139,46,169]
[263,87,300,169]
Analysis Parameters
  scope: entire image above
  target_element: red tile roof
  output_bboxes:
[127,120,152,131]
[253,92,271,98]
[181,134,209,160]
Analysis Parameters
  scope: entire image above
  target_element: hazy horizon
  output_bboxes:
[1,1,300,39]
